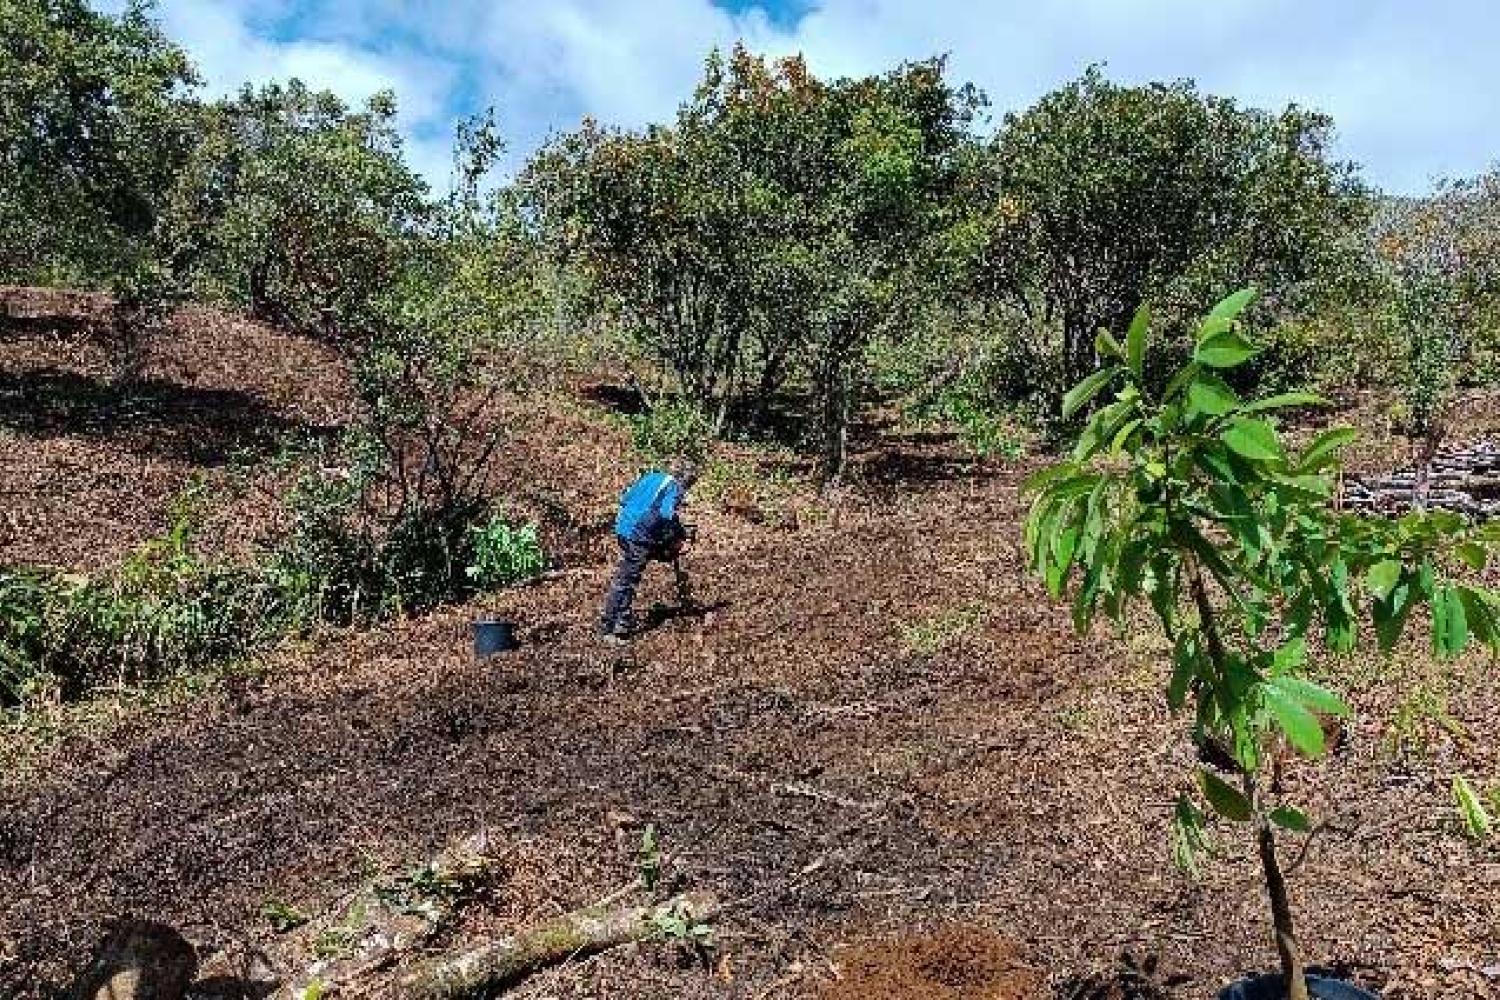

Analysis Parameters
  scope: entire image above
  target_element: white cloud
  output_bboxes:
[105,0,1500,193]
[133,0,456,187]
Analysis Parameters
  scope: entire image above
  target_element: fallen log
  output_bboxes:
[293,832,500,994]
[398,890,719,999]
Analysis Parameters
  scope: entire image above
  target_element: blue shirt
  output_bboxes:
[615,471,683,543]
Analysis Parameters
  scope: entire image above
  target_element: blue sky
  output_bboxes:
[111,0,1500,194]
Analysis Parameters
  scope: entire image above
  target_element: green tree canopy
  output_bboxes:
[0,0,197,283]
[528,48,982,479]
[165,80,430,335]
[974,68,1369,402]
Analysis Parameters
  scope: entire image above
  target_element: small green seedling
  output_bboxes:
[1025,289,1500,1000]
[639,823,661,892]
[650,899,715,967]
[466,518,546,588]
[261,897,310,933]
[1453,775,1494,841]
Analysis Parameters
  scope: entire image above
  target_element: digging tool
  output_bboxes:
[672,523,699,609]
[672,556,695,609]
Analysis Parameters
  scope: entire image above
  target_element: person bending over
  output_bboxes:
[599,461,699,641]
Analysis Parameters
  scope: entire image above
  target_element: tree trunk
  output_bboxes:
[818,352,852,486]
[1062,314,1093,393]
[398,891,719,999]
[752,347,789,429]
[1414,424,1443,511]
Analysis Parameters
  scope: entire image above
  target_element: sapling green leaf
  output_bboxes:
[1195,330,1257,368]
[1241,392,1328,415]
[1198,769,1251,822]
[1269,676,1350,718]
[1204,287,1256,328]
[1269,806,1310,833]
[1171,794,1213,876]
[1096,328,1124,360]
[1365,560,1403,602]
[1222,418,1284,462]
[1264,684,1327,756]
[1270,636,1306,674]
[1453,775,1494,841]
[1062,366,1119,420]
[1126,304,1149,378]
[1455,542,1488,572]
[1187,375,1241,419]
[1296,426,1357,472]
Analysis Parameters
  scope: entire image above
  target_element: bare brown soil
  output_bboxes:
[821,925,1043,999]
[1,292,1498,998]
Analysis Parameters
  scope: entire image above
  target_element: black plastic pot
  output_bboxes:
[472,619,519,658]
[1217,973,1378,1000]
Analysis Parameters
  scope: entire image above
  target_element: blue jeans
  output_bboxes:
[599,536,674,634]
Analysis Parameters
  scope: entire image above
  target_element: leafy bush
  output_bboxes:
[168,81,429,335]
[1397,271,1458,442]
[930,392,1026,460]
[466,519,545,589]
[1025,289,1500,1000]
[265,432,489,625]
[530,49,981,481]
[0,0,196,285]
[257,121,544,627]
[630,401,712,463]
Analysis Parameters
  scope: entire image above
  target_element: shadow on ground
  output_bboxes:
[0,368,329,465]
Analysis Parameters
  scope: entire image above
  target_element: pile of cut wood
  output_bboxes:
[1342,440,1500,519]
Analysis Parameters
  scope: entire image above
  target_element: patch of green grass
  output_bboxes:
[900,603,986,655]
[0,656,269,787]
[262,897,310,933]
[1385,678,1468,760]
[697,453,799,524]
[312,898,368,960]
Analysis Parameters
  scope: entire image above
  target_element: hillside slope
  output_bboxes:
[1,297,1497,998]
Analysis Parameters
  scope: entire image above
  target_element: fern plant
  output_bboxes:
[1025,289,1500,999]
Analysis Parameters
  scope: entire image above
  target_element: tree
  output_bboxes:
[0,0,197,285]
[786,58,983,481]
[1374,171,1500,482]
[524,53,767,434]
[166,80,430,335]
[1025,290,1500,999]
[529,49,981,480]
[977,69,1368,404]
[269,113,544,623]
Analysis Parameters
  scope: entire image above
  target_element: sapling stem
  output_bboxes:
[1251,778,1308,1000]
[1190,562,1307,1000]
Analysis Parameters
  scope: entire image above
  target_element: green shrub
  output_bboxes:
[466,519,545,589]
[0,570,58,704]
[1398,272,1457,440]
[0,493,274,705]
[631,401,712,463]
[942,395,1026,460]
[904,377,1029,461]
[266,442,489,626]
